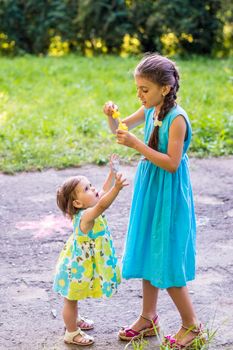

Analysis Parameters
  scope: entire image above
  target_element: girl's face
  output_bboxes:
[135,75,166,109]
[73,177,99,209]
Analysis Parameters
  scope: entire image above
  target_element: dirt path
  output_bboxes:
[0,157,233,350]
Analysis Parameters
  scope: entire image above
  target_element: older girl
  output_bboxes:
[104,54,205,349]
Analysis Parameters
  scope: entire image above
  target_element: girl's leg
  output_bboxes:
[63,298,91,345]
[120,279,159,334]
[142,279,159,319]
[167,286,199,345]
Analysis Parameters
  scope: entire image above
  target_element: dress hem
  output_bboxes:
[53,288,119,301]
[122,274,195,289]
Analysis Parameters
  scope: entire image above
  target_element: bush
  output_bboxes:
[0,0,231,56]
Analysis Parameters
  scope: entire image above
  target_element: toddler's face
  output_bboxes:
[74,177,99,209]
[135,76,164,109]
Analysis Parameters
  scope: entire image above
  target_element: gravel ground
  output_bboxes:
[0,157,232,350]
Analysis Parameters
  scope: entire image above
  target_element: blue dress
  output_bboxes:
[122,105,196,289]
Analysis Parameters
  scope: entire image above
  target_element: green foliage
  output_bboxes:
[0,0,79,54]
[215,0,233,57]
[128,0,224,55]
[0,55,232,173]
[0,0,232,56]
[126,0,163,52]
[74,0,131,53]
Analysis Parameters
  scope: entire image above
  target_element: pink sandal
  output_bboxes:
[164,323,206,349]
[77,315,94,330]
[64,315,94,332]
[118,314,160,341]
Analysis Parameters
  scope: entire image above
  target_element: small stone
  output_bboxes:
[51,309,57,318]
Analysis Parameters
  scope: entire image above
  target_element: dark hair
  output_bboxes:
[134,53,180,150]
[56,176,84,219]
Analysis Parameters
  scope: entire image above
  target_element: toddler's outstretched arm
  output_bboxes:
[81,173,128,233]
[99,154,119,197]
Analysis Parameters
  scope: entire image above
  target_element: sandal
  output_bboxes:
[164,323,206,349]
[64,315,94,331]
[118,314,160,341]
[77,315,94,330]
[64,328,94,346]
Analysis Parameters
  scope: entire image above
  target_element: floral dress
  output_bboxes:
[53,210,121,300]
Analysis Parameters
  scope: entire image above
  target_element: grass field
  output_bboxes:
[0,55,232,173]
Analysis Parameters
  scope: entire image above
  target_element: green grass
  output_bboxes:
[125,322,218,350]
[0,55,232,173]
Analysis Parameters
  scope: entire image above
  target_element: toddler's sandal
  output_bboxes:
[64,328,94,346]
[77,315,94,330]
[64,315,94,332]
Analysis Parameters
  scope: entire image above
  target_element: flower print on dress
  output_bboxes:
[68,280,89,300]
[103,241,112,256]
[106,255,117,268]
[83,259,94,279]
[54,270,69,296]
[53,212,121,300]
[70,261,85,279]
[102,282,113,297]
[73,241,82,257]
[103,266,114,281]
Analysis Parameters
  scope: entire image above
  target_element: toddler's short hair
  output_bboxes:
[57,176,84,219]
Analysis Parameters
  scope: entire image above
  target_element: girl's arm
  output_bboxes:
[116,115,187,173]
[103,102,145,134]
[80,174,128,233]
[122,106,145,131]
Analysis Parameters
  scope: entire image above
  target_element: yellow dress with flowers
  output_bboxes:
[53,210,121,300]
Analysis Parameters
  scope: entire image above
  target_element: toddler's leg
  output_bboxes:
[63,298,94,345]
[63,298,77,331]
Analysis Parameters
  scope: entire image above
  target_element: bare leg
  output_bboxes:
[63,298,90,345]
[167,286,199,345]
[142,279,159,319]
[63,298,77,332]
[119,279,159,335]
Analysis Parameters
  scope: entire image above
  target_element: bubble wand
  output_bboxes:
[112,106,128,131]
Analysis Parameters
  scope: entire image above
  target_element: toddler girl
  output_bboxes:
[53,155,128,346]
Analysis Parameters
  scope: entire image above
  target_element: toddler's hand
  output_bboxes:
[110,154,120,174]
[103,101,118,118]
[114,173,129,191]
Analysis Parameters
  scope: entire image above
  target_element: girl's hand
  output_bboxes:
[109,154,120,174]
[114,173,129,191]
[116,129,139,149]
[103,101,118,117]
